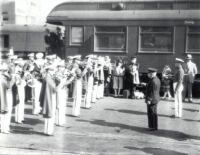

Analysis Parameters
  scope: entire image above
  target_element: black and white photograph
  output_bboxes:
[0,0,200,154]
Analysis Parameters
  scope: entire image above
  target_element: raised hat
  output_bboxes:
[175,58,184,63]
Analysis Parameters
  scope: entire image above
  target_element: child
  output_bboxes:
[162,65,172,99]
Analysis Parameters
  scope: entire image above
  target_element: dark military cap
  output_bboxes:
[148,68,157,73]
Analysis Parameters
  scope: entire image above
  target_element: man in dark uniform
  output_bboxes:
[145,68,161,131]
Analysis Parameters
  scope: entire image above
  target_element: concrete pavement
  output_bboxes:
[0,97,200,154]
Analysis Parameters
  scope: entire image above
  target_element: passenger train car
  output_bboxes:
[0,24,64,58]
[47,0,200,73]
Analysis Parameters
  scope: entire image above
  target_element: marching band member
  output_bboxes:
[32,68,42,115]
[66,56,75,99]
[14,60,26,123]
[72,55,82,117]
[55,60,68,126]
[40,64,57,136]
[0,63,12,133]
[83,55,94,109]
[24,53,35,103]
[35,53,45,69]
[103,56,112,96]
[96,56,105,99]
[91,59,99,104]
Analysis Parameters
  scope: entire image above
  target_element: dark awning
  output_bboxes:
[47,10,200,22]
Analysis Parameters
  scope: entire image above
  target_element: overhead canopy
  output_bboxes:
[0,24,64,33]
[47,10,200,22]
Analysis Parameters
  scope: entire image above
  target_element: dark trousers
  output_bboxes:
[182,81,193,101]
[129,83,136,98]
[147,103,158,129]
[25,85,32,102]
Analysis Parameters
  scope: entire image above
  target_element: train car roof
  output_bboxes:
[53,0,200,3]
[0,24,64,32]
[47,10,200,22]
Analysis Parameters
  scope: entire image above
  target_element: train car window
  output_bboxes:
[94,26,126,53]
[3,35,9,48]
[70,26,84,46]
[3,17,9,21]
[173,2,189,9]
[143,2,157,9]
[188,2,200,9]
[139,26,173,53]
[126,2,144,10]
[98,3,112,10]
[158,2,173,10]
[187,26,200,53]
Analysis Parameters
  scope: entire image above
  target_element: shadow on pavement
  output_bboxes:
[24,108,33,115]
[23,117,43,125]
[11,116,43,126]
[77,119,200,141]
[124,146,188,155]
[182,118,200,122]
[65,114,79,118]
[105,108,172,118]
[10,125,44,136]
[171,108,199,112]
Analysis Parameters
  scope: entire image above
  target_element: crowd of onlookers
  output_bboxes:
[107,54,197,103]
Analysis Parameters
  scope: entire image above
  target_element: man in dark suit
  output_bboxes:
[145,68,161,131]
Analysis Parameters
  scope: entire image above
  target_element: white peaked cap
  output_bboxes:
[36,53,44,59]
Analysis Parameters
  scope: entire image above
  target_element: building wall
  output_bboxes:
[0,0,67,25]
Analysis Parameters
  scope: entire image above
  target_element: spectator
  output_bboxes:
[161,65,172,100]
[112,60,125,97]
[124,56,140,99]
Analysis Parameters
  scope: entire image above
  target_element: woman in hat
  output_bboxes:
[112,59,125,97]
